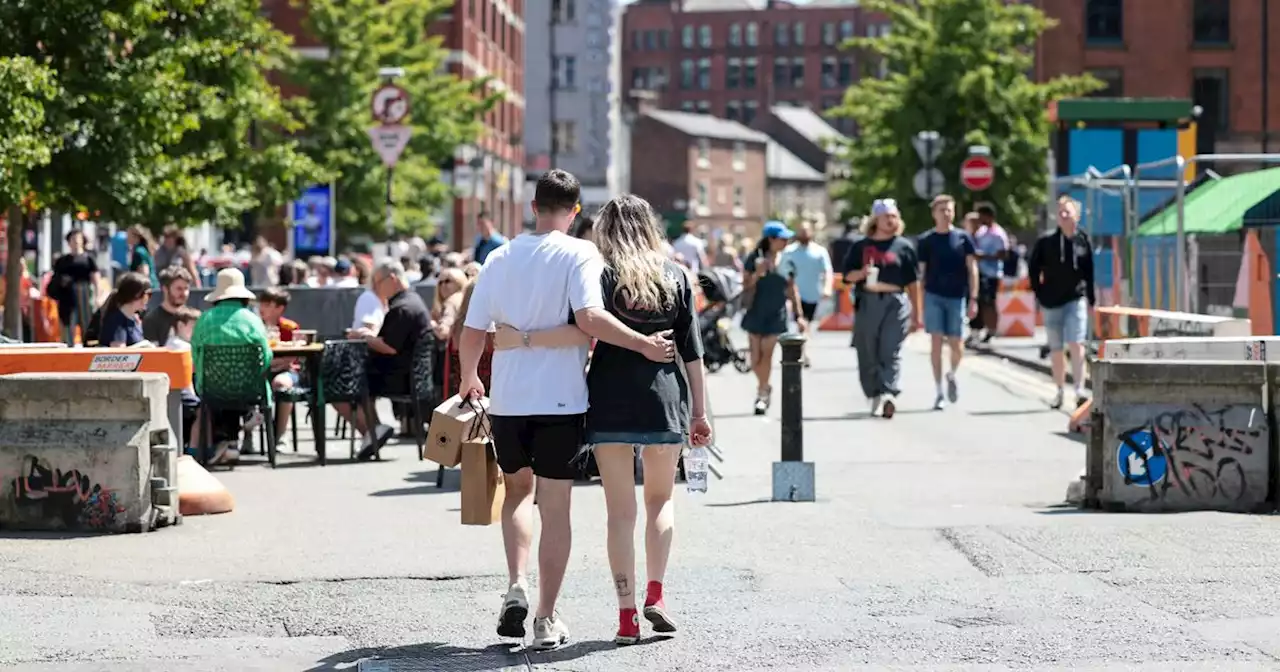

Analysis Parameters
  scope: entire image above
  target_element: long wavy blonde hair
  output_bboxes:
[593,194,677,312]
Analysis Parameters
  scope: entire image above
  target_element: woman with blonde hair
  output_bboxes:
[493,194,711,645]
[843,199,922,418]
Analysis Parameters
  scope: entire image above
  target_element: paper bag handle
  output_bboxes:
[462,396,493,441]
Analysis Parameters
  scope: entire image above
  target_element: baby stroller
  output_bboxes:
[697,268,751,374]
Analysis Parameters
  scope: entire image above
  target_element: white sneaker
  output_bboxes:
[496,583,529,638]
[1050,388,1064,410]
[869,396,882,416]
[531,614,570,651]
[212,441,240,465]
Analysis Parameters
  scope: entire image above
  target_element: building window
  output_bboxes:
[793,22,804,46]
[697,57,711,89]
[631,31,641,50]
[733,185,744,210]
[743,100,759,124]
[699,25,712,48]
[775,22,789,46]
[774,57,789,89]
[822,57,837,89]
[791,57,805,88]
[643,30,656,50]
[746,22,759,46]
[652,67,668,89]
[732,142,746,171]
[840,20,855,40]
[682,25,694,48]
[697,139,711,167]
[659,30,669,49]
[838,57,855,86]
[1193,68,1230,131]
[680,59,695,89]
[552,0,574,23]
[823,22,836,46]
[729,23,741,46]
[696,181,709,210]
[727,58,742,88]
[681,100,696,112]
[726,100,741,121]
[744,57,758,88]
[552,121,577,155]
[1085,0,1123,44]
[631,67,645,90]
[552,56,576,89]
[1087,68,1123,97]
[696,100,711,113]
[1193,0,1229,44]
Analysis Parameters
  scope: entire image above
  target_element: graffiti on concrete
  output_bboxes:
[1116,403,1265,503]
[11,455,125,529]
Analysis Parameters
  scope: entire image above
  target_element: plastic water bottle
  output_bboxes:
[684,446,709,494]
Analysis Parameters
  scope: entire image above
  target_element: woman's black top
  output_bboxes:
[586,260,704,437]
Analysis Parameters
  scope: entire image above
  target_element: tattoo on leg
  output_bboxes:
[614,573,632,598]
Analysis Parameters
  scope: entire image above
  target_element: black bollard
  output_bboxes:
[780,334,804,463]
[772,333,815,502]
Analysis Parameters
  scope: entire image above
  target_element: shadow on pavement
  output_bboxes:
[369,470,460,497]
[966,408,1058,417]
[304,642,524,672]
[1051,431,1086,444]
[703,497,771,508]
[528,637,669,665]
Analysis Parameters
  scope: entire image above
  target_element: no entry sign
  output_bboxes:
[960,155,995,191]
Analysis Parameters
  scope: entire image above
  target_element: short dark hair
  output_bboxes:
[533,169,580,215]
[258,287,290,307]
[976,202,997,217]
[158,266,193,288]
[65,229,85,244]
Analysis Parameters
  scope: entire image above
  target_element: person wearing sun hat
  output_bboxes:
[189,268,275,464]
[741,220,805,415]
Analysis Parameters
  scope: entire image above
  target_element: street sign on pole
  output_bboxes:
[371,84,410,125]
[960,155,995,191]
[912,131,944,164]
[912,168,946,200]
[368,126,413,168]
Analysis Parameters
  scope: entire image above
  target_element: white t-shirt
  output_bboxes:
[671,233,707,272]
[463,231,604,416]
[352,289,385,330]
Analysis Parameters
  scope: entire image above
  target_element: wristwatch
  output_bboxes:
[521,331,531,348]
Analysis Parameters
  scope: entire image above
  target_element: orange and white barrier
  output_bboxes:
[818,280,854,331]
[996,277,1036,337]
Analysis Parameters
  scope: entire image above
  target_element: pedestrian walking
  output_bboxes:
[917,195,978,410]
[782,221,833,367]
[842,199,920,419]
[457,170,675,651]
[741,221,804,415]
[49,229,101,346]
[1028,195,1095,409]
[971,203,1010,343]
[495,194,712,646]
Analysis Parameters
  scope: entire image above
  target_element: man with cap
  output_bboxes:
[190,268,275,464]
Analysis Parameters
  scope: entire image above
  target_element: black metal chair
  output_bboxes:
[196,343,276,468]
[319,339,375,460]
[379,336,437,463]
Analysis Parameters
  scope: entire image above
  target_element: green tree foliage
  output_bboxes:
[291,0,500,239]
[0,56,59,338]
[828,0,1102,232]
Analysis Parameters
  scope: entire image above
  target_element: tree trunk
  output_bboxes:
[3,206,25,340]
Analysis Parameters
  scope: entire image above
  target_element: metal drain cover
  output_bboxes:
[358,653,529,672]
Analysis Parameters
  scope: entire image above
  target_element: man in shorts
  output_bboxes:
[916,195,978,410]
[971,203,1010,343]
[458,169,676,651]
[1028,195,1095,409]
[782,221,833,366]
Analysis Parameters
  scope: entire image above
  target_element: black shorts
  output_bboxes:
[491,414,585,480]
[799,301,819,321]
[977,277,1001,306]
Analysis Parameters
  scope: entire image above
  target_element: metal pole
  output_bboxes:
[925,134,935,197]
[385,167,395,238]
[1174,156,1187,312]
[779,334,804,463]
[1264,0,1270,154]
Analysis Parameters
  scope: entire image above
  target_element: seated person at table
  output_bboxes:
[258,287,301,448]
[165,306,203,449]
[191,269,274,465]
[89,272,154,348]
[142,266,193,344]
[340,260,432,460]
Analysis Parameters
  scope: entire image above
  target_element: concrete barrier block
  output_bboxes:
[0,373,173,533]
[1090,360,1271,513]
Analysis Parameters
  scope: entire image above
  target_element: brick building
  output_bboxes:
[629,109,769,236]
[264,0,525,248]
[620,0,884,135]
[1036,0,1280,153]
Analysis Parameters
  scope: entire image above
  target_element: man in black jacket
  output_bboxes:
[1028,195,1095,409]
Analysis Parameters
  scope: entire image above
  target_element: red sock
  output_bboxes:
[645,581,664,606]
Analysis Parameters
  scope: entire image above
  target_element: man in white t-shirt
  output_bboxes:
[670,222,708,272]
[458,169,675,651]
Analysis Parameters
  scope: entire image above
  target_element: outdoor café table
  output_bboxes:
[271,342,328,465]
[0,346,193,448]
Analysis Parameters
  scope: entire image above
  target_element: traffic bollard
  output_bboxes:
[772,333,816,502]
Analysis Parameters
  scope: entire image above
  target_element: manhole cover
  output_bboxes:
[358,652,529,672]
[940,615,1007,628]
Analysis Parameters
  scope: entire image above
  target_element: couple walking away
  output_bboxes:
[456,169,713,650]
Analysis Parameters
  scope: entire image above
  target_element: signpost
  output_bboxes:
[371,70,411,237]
[912,131,945,200]
[960,149,995,191]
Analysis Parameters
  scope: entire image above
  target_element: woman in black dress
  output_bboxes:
[495,195,712,645]
[51,229,101,345]
[740,221,804,415]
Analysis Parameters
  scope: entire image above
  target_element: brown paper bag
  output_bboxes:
[425,395,491,467]
[460,439,505,526]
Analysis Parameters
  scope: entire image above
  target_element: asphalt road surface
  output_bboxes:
[6,332,1280,671]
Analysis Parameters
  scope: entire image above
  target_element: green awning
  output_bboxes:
[1137,168,1280,236]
